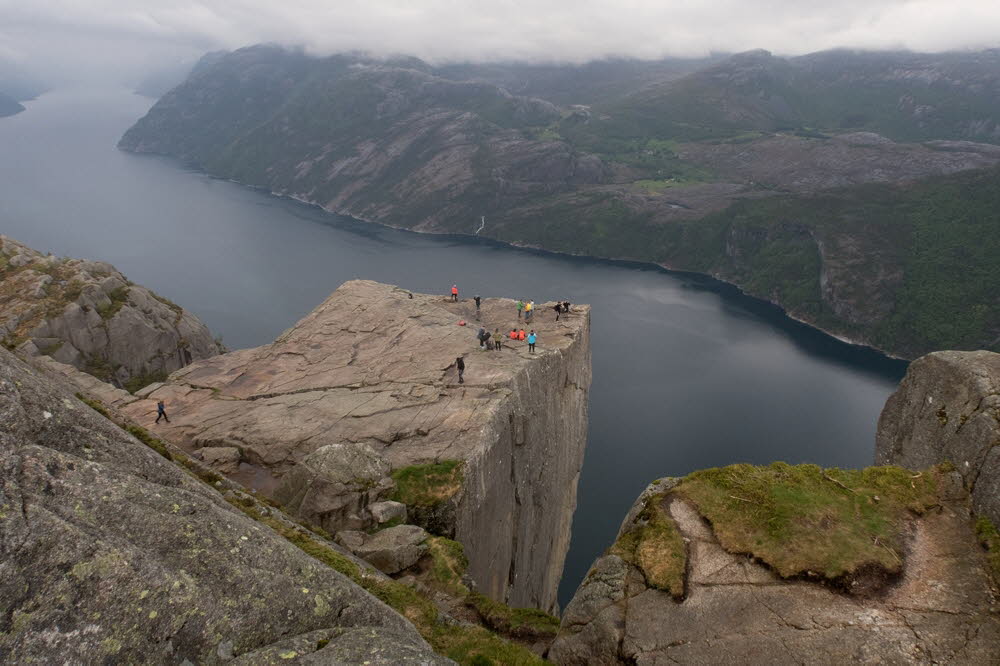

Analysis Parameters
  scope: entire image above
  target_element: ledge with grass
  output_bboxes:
[549,462,1000,664]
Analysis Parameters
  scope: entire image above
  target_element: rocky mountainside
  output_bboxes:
[0,236,222,389]
[0,345,447,664]
[105,280,590,614]
[120,45,1000,358]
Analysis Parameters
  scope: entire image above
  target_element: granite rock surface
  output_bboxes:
[120,280,591,613]
[0,346,445,664]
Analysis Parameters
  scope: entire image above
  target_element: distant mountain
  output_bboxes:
[0,91,24,117]
[119,45,1000,357]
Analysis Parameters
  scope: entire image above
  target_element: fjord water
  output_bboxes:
[1,88,907,606]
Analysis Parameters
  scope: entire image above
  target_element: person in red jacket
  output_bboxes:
[518,329,526,341]
[451,284,458,301]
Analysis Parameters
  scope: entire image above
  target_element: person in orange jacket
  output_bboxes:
[518,329,526,341]
[451,284,458,301]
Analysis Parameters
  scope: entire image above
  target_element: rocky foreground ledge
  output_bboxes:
[551,350,1000,665]
[117,280,591,613]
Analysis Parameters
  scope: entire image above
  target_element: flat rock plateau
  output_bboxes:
[116,280,592,613]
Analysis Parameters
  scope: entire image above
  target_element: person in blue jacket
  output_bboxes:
[527,330,537,353]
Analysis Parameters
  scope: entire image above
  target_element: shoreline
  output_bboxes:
[135,149,906,364]
[267,185,909,364]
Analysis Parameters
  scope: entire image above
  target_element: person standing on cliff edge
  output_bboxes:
[155,400,170,424]
[451,284,459,301]
[528,330,537,353]
[456,356,465,384]
[474,295,481,317]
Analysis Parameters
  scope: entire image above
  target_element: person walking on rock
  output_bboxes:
[494,329,503,351]
[525,300,533,322]
[456,356,465,384]
[553,302,562,321]
[451,284,459,301]
[478,327,486,349]
[474,295,481,315]
[516,299,524,319]
[528,330,537,353]
[155,400,170,424]
[563,301,571,314]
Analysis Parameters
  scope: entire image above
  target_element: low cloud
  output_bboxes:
[2,1,999,83]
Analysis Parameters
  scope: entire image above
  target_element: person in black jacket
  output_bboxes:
[456,356,465,384]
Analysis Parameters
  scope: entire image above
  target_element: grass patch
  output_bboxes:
[96,286,130,321]
[425,537,470,598]
[76,393,111,418]
[391,460,464,507]
[975,516,1000,588]
[675,462,940,584]
[611,493,686,598]
[468,592,560,639]
[124,370,168,394]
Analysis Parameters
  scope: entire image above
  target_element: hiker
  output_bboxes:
[525,300,533,322]
[563,301,571,313]
[155,400,170,424]
[477,327,486,349]
[518,328,526,341]
[528,330,537,353]
[474,295,481,313]
[494,329,503,351]
[516,299,524,319]
[456,356,465,384]
[482,329,492,350]
[509,329,518,340]
[451,284,459,301]
[553,302,562,321]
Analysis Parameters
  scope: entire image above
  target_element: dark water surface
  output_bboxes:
[0,89,907,607]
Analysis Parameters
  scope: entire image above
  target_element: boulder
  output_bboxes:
[370,500,408,525]
[876,350,1000,526]
[273,442,394,533]
[350,525,430,575]
[0,346,443,664]
[198,446,242,474]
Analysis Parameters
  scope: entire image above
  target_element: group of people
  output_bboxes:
[451,284,565,384]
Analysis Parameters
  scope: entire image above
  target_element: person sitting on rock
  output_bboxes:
[451,284,459,301]
[456,356,465,384]
[518,328,526,341]
[510,328,518,340]
[155,400,170,424]
[528,330,537,353]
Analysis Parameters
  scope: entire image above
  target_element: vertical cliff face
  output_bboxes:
[876,350,1000,527]
[453,310,590,611]
[113,280,591,613]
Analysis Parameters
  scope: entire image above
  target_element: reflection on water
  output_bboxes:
[0,88,907,606]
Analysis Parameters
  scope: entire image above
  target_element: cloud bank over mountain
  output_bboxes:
[2,0,999,83]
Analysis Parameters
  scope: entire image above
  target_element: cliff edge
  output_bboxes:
[116,280,591,614]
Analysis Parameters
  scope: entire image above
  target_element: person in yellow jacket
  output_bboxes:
[525,299,534,322]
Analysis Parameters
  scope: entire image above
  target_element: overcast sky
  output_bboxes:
[2,1,1000,83]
